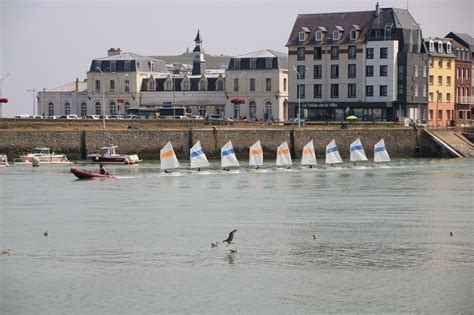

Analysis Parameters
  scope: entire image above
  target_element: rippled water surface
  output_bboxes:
[1,158,473,313]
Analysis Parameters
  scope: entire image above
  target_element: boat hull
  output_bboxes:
[87,155,140,164]
[70,167,116,179]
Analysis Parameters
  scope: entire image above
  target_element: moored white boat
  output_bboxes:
[87,144,140,164]
[301,140,317,167]
[19,147,70,164]
[276,141,292,168]
[325,139,343,166]
[0,154,8,166]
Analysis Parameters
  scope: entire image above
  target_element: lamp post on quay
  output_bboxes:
[96,67,106,129]
[26,88,37,116]
[0,73,10,118]
[293,66,308,128]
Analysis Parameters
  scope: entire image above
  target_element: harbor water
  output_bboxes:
[1,158,473,313]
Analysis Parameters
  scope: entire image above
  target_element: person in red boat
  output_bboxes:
[99,164,109,175]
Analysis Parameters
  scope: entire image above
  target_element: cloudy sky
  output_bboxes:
[1,0,472,117]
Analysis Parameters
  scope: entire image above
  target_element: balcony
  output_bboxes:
[459,96,474,104]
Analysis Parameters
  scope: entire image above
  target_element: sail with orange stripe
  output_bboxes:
[301,140,317,166]
[276,141,292,167]
[160,141,180,170]
[249,140,263,167]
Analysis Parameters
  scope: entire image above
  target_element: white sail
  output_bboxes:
[301,140,317,166]
[160,141,180,170]
[325,139,343,164]
[249,140,263,167]
[190,140,210,169]
[276,141,292,166]
[350,138,368,162]
[374,139,391,163]
[221,140,240,168]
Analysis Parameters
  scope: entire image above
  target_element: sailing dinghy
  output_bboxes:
[221,140,239,170]
[276,141,292,168]
[249,140,263,169]
[301,140,317,168]
[160,141,180,173]
[190,141,209,171]
[374,139,391,163]
[350,138,368,166]
[325,139,343,166]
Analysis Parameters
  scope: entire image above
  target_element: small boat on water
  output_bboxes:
[87,144,140,164]
[0,154,9,166]
[190,140,209,171]
[70,167,116,179]
[301,140,317,168]
[160,141,180,173]
[19,147,70,164]
[249,140,263,169]
[276,141,292,168]
[350,138,368,166]
[325,139,343,166]
[374,139,391,163]
[221,140,239,170]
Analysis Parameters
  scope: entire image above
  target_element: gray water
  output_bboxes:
[1,158,473,314]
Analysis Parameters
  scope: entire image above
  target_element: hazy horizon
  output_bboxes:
[1,0,473,117]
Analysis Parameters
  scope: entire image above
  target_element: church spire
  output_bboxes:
[192,30,206,76]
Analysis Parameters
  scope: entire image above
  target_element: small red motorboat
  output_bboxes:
[70,167,116,179]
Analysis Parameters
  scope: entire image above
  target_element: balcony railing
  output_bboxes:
[459,96,474,104]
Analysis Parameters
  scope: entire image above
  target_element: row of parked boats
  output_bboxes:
[159,138,391,171]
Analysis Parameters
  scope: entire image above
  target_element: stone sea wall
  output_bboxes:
[0,128,445,160]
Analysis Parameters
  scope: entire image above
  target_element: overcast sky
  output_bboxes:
[1,0,472,117]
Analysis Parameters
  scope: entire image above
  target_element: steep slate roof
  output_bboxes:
[91,52,167,72]
[228,49,288,70]
[445,32,474,51]
[286,10,375,46]
[48,81,87,92]
[424,38,457,58]
[95,52,160,62]
[151,53,231,70]
[233,49,287,59]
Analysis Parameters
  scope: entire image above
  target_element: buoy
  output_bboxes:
[32,157,40,167]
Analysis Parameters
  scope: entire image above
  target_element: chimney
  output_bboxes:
[75,78,79,91]
[107,48,121,56]
[375,2,381,16]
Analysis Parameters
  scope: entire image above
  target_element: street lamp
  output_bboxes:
[0,73,10,118]
[436,89,439,129]
[293,66,308,127]
[26,88,37,116]
[96,67,106,129]
[238,72,246,119]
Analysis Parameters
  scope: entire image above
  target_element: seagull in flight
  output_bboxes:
[223,229,237,247]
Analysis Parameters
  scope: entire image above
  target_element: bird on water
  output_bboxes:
[2,249,12,255]
[44,231,48,237]
[223,229,237,247]
[229,248,237,254]
[211,241,219,248]
[313,234,319,240]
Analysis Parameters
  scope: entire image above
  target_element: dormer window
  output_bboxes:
[429,40,434,52]
[299,31,305,42]
[148,78,155,91]
[446,42,452,54]
[165,77,173,91]
[250,58,256,69]
[199,77,208,91]
[350,30,358,40]
[233,59,240,69]
[315,31,323,41]
[438,41,443,53]
[332,30,340,41]
[181,78,190,91]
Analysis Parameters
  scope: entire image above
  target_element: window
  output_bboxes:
[148,79,155,91]
[350,30,357,40]
[366,86,374,97]
[438,59,442,68]
[80,103,87,117]
[124,102,130,112]
[332,30,339,41]
[299,31,305,42]
[64,102,70,115]
[457,68,461,79]
[422,85,427,97]
[438,92,443,102]
[348,84,356,98]
[366,48,374,59]
[331,47,339,60]
[331,84,339,98]
[447,76,451,86]
[380,85,387,96]
[331,65,339,78]
[250,59,256,69]
[447,93,451,102]
[250,78,256,92]
[165,79,172,91]
[314,47,322,60]
[124,61,131,72]
[429,40,434,52]
[414,84,418,97]
[108,79,115,92]
[297,84,305,98]
[313,84,322,98]
[110,61,116,72]
[314,65,322,79]
[348,64,356,78]
[398,84,403,95]
[283,78,287,92]
[380,65,388,76]
[48,102,54,116]
[234,59,240,69]
[348,46,357,59]
[438,109,443,119]
[423,66,427,77]
[438,41,443,53]
[380,47,388,59]
[234,104,240,118]
[297,48,305,61]
[181,79,189,91]
[199,79,207,91]
[124,80,130,92]
[95,102,101,115]
[414,65,419,77]
[438,76,442,85]
[447,60,451,69]
[447,42,452,53]
[429,59,433,68]
[234,78,239,92]
[95,80,101,93]
[266,58,273,69]
[366,65,374,77]
[265,101,272,119]
[266,78,272,92]
[429,75,434,85]
[315,31,323,41]
[109,102,116,115]
[297,65,306,79]
[249,101,256,119]
[398,65,404,77]
[198,106,207,117]
[429,92,434,102]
